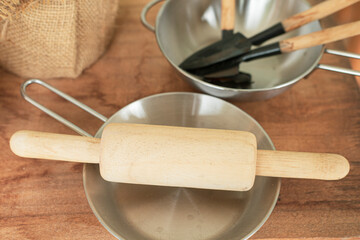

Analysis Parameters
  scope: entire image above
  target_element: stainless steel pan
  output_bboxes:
[141,0,360,101]
[21,79,280,239]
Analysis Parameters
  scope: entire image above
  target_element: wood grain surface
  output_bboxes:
[221,0,236,30]
[280,20,360,52]
[1,0,359,239]
[281,0,360,32]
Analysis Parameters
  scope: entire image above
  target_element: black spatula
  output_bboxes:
[182,0,249,63]
[180,0,360,71]
[188,20,360,77]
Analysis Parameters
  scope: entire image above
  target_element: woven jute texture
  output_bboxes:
[0,0,119,79]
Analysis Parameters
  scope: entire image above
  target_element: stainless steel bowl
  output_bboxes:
[21,79,281,240]
[141,0,360,101]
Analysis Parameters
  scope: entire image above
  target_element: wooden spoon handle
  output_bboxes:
[256,150,350,180]
[221,0,235,30]
[10,130,100,163]
[282,0,360,32]
[280,20,360,53]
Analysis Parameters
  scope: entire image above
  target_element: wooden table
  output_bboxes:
[1,1,359,239]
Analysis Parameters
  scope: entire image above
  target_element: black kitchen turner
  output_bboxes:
[190,20,360,78]
[184,0,249,61]
[180,0,360,71]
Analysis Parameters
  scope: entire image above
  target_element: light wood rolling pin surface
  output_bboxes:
[10,123,350,191]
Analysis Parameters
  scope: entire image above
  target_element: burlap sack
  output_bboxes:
[0,0,119,79]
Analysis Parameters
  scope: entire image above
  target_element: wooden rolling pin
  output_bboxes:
[10,123,350,191]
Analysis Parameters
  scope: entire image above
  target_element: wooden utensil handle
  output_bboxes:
[282,0,360,32]
[280,20,360,53]
[256,150,350,180]
[221,0,235,30]
[249,0,360,45]
[10,130,100,164]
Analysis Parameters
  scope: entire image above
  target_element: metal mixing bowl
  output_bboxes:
[22,79,281,240]
[142,0,360,101]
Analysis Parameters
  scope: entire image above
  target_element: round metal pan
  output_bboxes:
[21,79,280,239]
[141,0,360,101]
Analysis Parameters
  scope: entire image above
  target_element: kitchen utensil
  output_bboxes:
[203,70,253,88]
[10,124,349,191]
[221,0,236,38]
[180,0,360,70]
[187,0,248,61]
[19,79,280,239]
[141,0,360,101]
[187,20,360,76]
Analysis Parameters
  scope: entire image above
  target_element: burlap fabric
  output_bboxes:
[0,0,119,78]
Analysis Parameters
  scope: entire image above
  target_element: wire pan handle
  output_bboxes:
[21,79,108,137]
